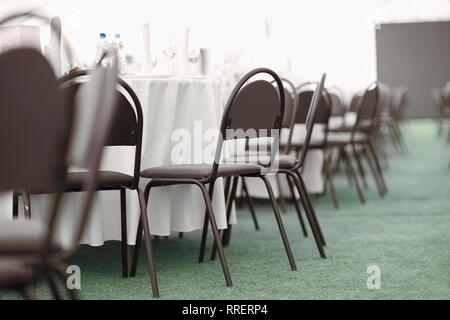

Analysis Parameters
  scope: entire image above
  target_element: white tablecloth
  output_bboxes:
[0,75,235,247]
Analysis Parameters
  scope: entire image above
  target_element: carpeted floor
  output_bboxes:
[2,120,450,299]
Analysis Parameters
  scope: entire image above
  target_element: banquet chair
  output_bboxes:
[279,83,337,208]
[329,92,347,117]
[432,87,450,136]
[13,70,145,279]
[324,82,387,207]
[349,94,363,112]
[0,46,120,299]
[131,68,298,289]
[380,85,408,153]
[237,77,309,237]
[275,78,308,236]
[214,74,328,260]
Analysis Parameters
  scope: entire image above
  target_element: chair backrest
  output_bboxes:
[53,52,119,252]
[58,70,143,188]
[296,73,327,168]
[352,82,379,137]
[275,78,297,128]
[33,51,119,258]
[349,94,362,112]
[431,88,448,115]
[328,92,345,116]
[210,67,285,180]
[292,90,330,125]
[0,48,69,192]
[283,80,331,154]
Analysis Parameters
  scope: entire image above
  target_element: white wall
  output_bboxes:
[1,0,449,93]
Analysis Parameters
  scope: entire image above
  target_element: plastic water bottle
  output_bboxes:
[114,33,125,73]
[95,33,109,66]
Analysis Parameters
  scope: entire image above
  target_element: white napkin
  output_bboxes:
[200,48,212,76]
[179,27,190,75]
[142,22,152,74]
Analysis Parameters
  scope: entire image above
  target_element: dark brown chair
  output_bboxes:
[328,92,346,117]
[380,85,409,153]
[231,77,309,243]
[13,70,145,280]
[281,83,336,209]
[217,74,328,260]
[432,87,450,136]
[0,46,119,299]
[324,82,387,207]
[131,68,298,291]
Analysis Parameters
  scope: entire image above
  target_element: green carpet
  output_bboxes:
[2,120,450,300]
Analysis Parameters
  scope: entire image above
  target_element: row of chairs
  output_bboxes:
[212,79,409,268]
[239,80,408,211]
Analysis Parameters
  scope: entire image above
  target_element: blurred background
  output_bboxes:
[0,0,448,94]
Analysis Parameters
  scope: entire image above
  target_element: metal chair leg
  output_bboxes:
[342,147,365,204]
[137,187,159,298]
[22,191,31,219]
[375,133,389,166]
[362,144,384,197]
[324,149,339,209]
[296,170,327,247]
[275,174,287,213]
[260,176,297,271]
[290,173,327,258]
[120,188,128,277]
[352,143,368,188]
[389,124,402,153]
[198,179,216,262]
[368,140,388,194]
[220,176,238,248]
[285,174,308,237]
[44,269,62,300]
[196,182,233,287]
[241,177,259,231]
[211,176,238,260]
[20,284,36,300]
[51,263,77,300]
[130,216,142,277]
[12,191,19,219]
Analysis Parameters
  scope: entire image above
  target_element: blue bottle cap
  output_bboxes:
[100,33,106,39]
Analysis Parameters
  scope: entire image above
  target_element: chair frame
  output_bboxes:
[218,74,328,260]
[131,68,301,290]
[0,44,120,299]
[11,70,155,291]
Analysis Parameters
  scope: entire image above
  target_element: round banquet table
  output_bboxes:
[0,75,236,248]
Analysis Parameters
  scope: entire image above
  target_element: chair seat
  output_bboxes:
[225,153,297,170]
[278,155,297,169]
[65,171,134,190]
[0,258,33,290]
[0,219,60,255]
[280,137,325,149]
[326,132,368,145]
[141,163,263,179]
